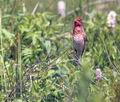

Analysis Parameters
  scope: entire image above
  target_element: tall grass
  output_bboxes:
[0,0,120,101]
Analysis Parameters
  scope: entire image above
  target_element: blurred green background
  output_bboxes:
[0,0,120,102]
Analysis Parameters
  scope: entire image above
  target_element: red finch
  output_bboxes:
[72,17,87,65]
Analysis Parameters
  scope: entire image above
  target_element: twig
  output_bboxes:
[31,1,40,15]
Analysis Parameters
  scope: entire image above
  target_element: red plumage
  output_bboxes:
[72,17,87,64]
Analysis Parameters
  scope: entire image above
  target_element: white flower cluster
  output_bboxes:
[57,0,66,17]
[107,11,117,28]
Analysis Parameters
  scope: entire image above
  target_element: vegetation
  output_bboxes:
[0,0,120,102]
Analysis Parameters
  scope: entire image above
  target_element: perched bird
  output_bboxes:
[72,17,87,65]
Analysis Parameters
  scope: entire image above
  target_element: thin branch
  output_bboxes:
[32,1,40,15]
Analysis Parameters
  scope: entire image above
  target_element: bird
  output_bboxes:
[72,16,87,65]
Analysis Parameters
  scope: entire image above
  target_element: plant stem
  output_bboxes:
[31,0,40,15]
[0,8,6,93]
[17,32,22,97]
[101,36,120,73]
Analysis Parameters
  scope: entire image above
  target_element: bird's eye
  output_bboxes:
[75,22,77,25]
[74,22,77,25]
[74,21,81,26]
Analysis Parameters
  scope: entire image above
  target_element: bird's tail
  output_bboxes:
[74,52,81,66]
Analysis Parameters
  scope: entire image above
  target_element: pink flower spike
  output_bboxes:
[107,11,117,28]
[96,68,102,81]
[57,0,66,17]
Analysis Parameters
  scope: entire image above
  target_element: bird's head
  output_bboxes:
[74,16,83,27]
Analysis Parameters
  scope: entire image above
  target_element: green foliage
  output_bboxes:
[0,1,120,102]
